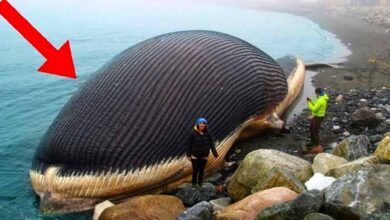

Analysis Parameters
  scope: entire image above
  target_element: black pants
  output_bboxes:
[191,158,207,185]
[309,116,324,147]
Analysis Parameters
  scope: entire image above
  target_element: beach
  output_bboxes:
[229,3,390,167]
[253,3,390,90]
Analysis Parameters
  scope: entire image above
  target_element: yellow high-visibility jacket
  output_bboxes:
[308,94,329,117]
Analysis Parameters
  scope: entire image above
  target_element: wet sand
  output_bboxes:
[304,10,390,90]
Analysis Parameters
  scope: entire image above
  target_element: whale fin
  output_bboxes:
[266,112,284,130]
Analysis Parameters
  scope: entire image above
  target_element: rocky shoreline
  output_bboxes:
[91,4,390,220]
[328,6,390,29]
[93,86,390,220]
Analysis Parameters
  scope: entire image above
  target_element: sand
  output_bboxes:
[246,3,390,90]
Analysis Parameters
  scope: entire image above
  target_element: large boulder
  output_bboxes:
[251,167,306,194]
[289,190,324,218]
[326,156,380,178]
[374,136,390,162]
[256,203,293,220]
[227,149,312,200]
[351,107,382,127]
[332,135,370,160]
[361,213,390,220]
[312,153,348,174]
[324,165,390,219]
[100,195,185,220]
[304,213,335,220]
[176,201,213,220]
[175,183,217,206]
[256,190,324,220]
[215,187,298,220]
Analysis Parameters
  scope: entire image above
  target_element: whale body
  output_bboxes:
[30,30,305,213]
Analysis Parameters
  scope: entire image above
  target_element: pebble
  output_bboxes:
[343,131,350,137]
[224,161,236,168]
[332,126,341,132]
[375,113,385,120]
[343,75,353,80]
[335,95,343,103]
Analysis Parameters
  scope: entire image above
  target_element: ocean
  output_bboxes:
[0,0,348,219]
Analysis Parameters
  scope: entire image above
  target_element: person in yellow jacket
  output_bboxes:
[306,88,329,149]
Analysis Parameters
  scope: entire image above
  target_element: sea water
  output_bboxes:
[0,0,348,218]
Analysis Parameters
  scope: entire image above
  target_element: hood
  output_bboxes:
[320,93,329,101]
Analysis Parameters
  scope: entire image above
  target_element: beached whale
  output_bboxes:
[30,30,305,213]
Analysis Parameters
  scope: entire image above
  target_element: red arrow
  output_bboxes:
[0,0,77,79]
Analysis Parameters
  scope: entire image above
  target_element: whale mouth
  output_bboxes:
[30,57,305,214]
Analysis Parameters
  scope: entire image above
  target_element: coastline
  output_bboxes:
[247,4,390,90]
[230,4,390,159]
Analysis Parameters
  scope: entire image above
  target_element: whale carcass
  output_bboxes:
[30,30,305,213]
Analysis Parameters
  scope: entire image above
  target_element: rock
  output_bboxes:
[304,213,335,220]
[209,197,232,212]
[100,195,185,220]
[362,213,390,220]
[176,201,213,220]
[205,173,222,184]
[215,187,298,220]
[344,75,353,80]
[335,95,343,103]
[289,190,324,219]
[332,126,341,133]
[369,134,383,144]
[376,113,385,120]
[256,190,324,220]
[332,135,370,160]
[305,173,337,191]
[312,153,348,175]
[227,149,312,200]
[360,99,368,103]
[343,131,350,137]
[256,202,294,220]
[223,161,236,169]
[328,142,337,150]
[386,105,390,114]
[326,156,380,178]
[352,107,382,127]
[374,122,390,134]
[175,183,216,206]
[235,149,242,154]
[374,136,390,162]
[324,165,390,219]
[93,200,114,220]
[251,167,306,194]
